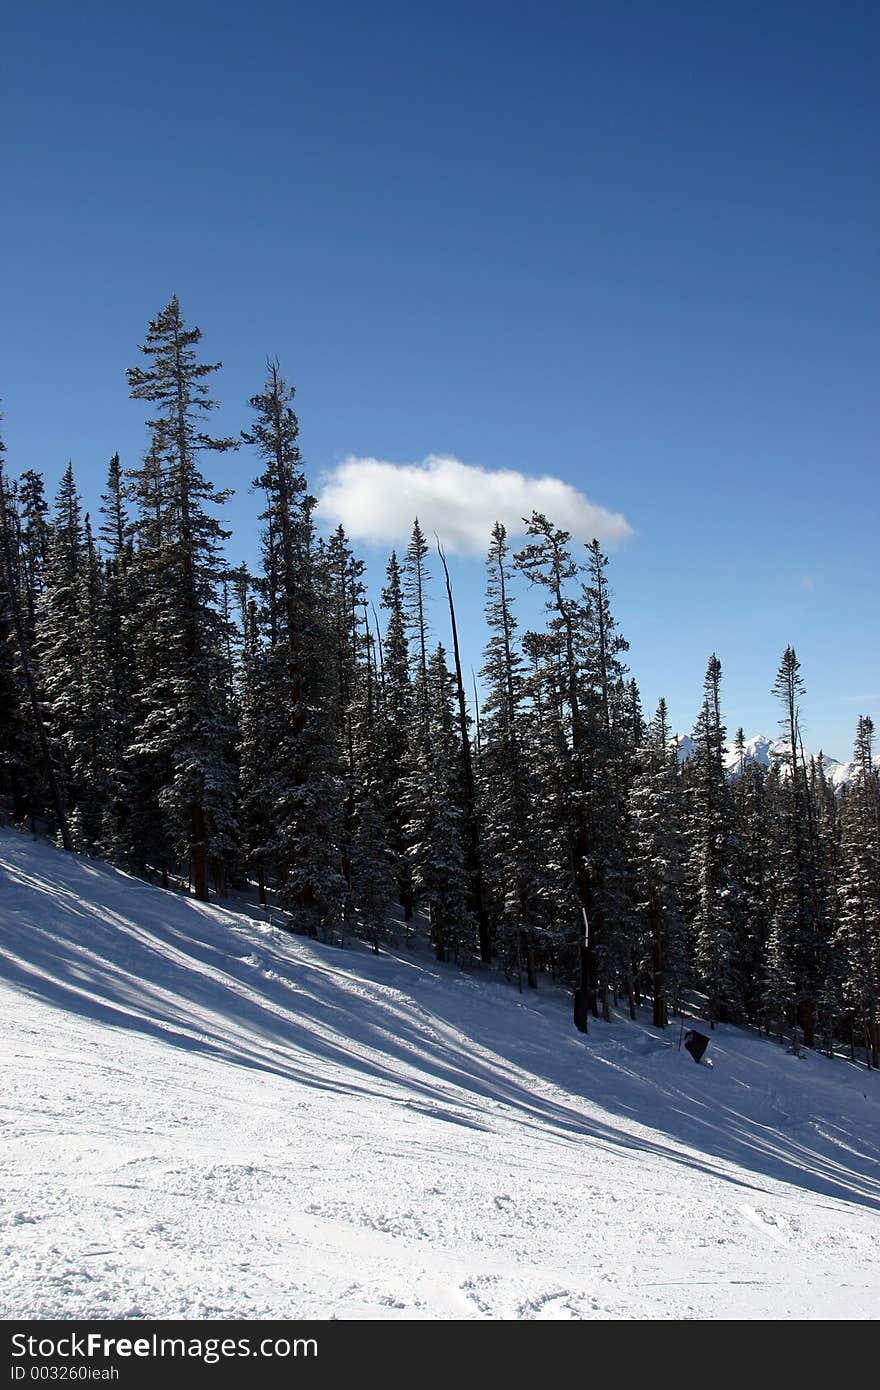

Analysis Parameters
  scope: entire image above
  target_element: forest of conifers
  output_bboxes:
[1,298,878,1066]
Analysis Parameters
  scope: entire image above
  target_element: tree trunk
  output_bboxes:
[190,802,209,901]
[431,903,446,962]
[798,997,815,1050]
[650,895,667,1028]
[521,928,537,988]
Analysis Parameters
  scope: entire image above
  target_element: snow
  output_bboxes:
[2,827,879,1321]
[675,731,858,787]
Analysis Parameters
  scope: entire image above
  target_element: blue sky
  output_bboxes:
[3,0,877,758]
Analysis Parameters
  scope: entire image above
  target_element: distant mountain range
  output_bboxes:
[674,732,859,789]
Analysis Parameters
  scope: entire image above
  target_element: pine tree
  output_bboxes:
[403,645,473,962]
[96,454,137,859]
[237,590,273,902]
[519,628,583,982]
[514,514,597,1008]
[0,438,71,846]
[765,646,822,1047]
[687,654,738,1025]
[241,362,343,930]
[17,469,50,633]
[320,523,367,921]
[809,751,843,1052]
[729,726,770,1025]
[380,551,416,920]
[70,516,115,850]
[479,523,542,986]
[403,519,431,724]
[126,296,238,899]
[834,717,880,1067]
[34,464,87,825]
[629,699,688,1026]
[347,603,394,949]
[0,442,38,823]
[580,539,635,1015]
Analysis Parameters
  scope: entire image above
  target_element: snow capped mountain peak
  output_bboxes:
[723,734,787,771]
[672,732,859,787]
[674,734,696,764]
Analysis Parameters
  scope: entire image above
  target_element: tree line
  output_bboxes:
[1,297,878,1066]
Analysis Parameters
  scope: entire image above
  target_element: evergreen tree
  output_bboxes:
[34,464,86,823]
[403,519,431,724]
[686,654,738,1025]
[347,604,394,949]
[404,645,473,962]
[5,311,880,1066]
[0,439,71,846]
[514,514,597,1007]
[479,523,542,986]
[809,751,843,1052]
[519,628,583,980]
[237,591,273,903]
[729,726,770,1025]
[580,539,635,1014]
[126,296,238,899]
[241,362,343,930]
[764,647,822,1047]
[17,468,50,632]
[629,699,688,1026]
[69,515,114,850]
[97,454,137,860]
[835,717,880,1067]
[0,442,39,822]
[380,551,416,920]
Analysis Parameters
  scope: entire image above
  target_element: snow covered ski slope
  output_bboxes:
[1,828,879,1320]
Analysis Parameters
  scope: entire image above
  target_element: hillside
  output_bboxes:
[1,827,879,1321]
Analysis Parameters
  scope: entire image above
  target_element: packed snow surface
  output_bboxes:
[1,828,879,1321]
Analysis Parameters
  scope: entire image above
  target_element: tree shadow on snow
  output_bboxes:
[2,835,879,1214]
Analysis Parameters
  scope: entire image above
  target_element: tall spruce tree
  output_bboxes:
[403,644,474,962]
[629,698,688,1026]
[765,646,822,1047]
[834,717,880,1067]
[0,441,71,846]
[403,519,431,724]
[479,523,541,986]
[514,514,598,1009]
[348,603,394,949]
[380,551,416,919]
[126,296,238,900]
[580,539,636,1015]
[241,362,343,931]
[687,654,738,1025]
[97,454,136,859]
[729,727,771,1026]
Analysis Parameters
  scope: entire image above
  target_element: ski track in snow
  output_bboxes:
[1,828,879,1321]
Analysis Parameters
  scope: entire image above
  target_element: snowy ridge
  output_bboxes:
[675,732,859,788]
[2,828,879,1320]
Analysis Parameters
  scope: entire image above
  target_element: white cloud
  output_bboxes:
[315,454,633,555]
